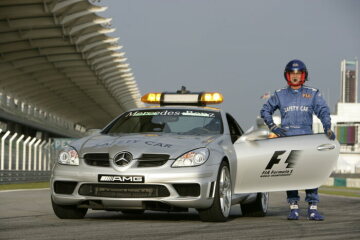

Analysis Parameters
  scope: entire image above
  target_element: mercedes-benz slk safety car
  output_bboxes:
[51,88,339,222]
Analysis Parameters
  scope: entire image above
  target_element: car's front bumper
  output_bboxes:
[51,160,219,210]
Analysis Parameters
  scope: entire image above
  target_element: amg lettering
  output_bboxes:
[100,176,113,181]
[112,176,143,182]
[98,175,144,183]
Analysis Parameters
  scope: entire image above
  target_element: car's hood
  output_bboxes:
[72,133,220,159]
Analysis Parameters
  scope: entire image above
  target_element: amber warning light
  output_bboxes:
[141,87,224,106]
[141,93,161,103]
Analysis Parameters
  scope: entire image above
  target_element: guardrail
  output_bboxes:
[0,171,52,184]
[0,91,86,137]
[0,129,53,184]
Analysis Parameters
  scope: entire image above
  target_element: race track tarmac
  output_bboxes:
[0,189,359,240]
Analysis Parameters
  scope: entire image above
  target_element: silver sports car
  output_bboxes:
[51,89,339,222]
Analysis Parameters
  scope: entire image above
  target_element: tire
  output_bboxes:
[121,209,145,215]
[198,161,232,222]
[51,198,87,219]
[241,192,269,217]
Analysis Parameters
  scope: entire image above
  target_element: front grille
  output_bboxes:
[137,154,169,168]
[137,160,167,167]
[139,154,170,160]
[84,153,110,167]
[78,184,170,198]
[54,181,77,194]
[173,184,201,197]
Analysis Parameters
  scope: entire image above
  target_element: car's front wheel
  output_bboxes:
[51,198,87,219]
[198,161,232,222]
[241,192,269,217]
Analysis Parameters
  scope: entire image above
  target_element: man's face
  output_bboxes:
[289,70,303,85]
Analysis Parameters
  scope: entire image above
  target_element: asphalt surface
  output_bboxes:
[0,189,359,240]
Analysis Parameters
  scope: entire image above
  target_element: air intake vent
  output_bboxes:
[54,181,77,194]
[173,184,201,197]
[84,153,110,167]
[78,184,170,198]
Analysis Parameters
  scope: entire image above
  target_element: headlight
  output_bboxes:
[58,146,79,166]
[172,148,209,167]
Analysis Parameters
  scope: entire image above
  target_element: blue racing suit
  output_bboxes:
[260,85,332,203]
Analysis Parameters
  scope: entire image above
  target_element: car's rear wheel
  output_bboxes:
[241,192,269,217]
[198,161,232,222]
[51,198,87,219]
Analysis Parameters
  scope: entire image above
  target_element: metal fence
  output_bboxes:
[0,129,53,184]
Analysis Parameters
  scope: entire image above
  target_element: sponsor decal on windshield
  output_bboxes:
[182,111,215,117]
[260,150,300,178]
[126,110,216,118]
[126,110,180,117]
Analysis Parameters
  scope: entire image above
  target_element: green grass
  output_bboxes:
[319,185,360,198]
[318,190,360,198]
[320,185,360,190]
[0,182,49,191]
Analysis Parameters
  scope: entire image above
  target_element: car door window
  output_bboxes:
[226,113,243,143]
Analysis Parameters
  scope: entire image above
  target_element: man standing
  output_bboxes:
[260,59,336,221]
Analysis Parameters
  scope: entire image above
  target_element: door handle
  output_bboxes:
[317,144,336,151]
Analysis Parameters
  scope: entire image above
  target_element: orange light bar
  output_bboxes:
[200,92,224,104]
[141,91,224,105]
[141,92,162,104]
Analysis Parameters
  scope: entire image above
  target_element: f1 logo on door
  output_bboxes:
[261,150,301,178]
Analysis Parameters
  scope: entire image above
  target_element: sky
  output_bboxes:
[100,0,360,129]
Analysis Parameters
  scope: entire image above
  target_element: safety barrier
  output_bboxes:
[0,129,53,184]
[0,91,86,137]
[0,171,52,184]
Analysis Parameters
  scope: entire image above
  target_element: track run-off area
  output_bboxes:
[0,189,359,240]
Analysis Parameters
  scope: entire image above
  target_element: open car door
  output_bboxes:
[233,133,340,194]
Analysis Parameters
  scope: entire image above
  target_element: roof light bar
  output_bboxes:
[141,93,162,104]
[141,87,224,106]
[200,92,223,104]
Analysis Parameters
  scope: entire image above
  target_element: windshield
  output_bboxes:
[104,109,223,135]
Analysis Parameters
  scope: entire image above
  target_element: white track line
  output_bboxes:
[0,188,49,193]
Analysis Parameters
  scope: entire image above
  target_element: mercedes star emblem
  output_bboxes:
[113,151,133,167]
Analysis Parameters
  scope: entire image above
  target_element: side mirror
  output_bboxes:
[85,129,101,136]
[238,128,269,142]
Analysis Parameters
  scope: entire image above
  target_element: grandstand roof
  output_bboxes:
[0,0,142,129]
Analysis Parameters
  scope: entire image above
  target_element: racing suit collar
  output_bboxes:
[287,86,303,94]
